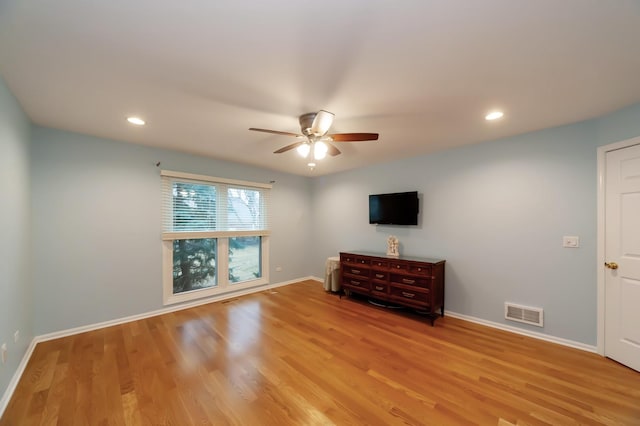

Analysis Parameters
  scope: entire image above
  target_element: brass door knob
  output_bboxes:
[604,262,619,270]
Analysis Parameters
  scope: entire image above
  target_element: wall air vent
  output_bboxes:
[504,302,544,327]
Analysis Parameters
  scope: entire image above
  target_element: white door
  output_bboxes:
[605,142,640,371]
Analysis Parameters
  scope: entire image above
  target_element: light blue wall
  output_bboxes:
[594,103,640,145]
[311,123,598,344]
[31,127,312,335]
[311,103,640,346]
[312,105,640,345]
[0,76,32,397]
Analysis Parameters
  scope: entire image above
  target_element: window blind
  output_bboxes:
[161,170,271,236]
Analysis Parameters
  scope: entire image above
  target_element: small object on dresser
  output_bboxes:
[387,235,399,257]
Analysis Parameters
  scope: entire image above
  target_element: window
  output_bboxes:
[161,170,271,305]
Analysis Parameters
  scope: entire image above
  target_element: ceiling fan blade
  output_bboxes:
[327,142,341,157]
[310,110,335,136]
[274,141,305,154]
[249,128,302,137]
[329,133,379,142]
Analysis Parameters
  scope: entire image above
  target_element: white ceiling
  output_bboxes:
[1,1,639,177]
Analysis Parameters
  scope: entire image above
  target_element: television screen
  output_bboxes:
[369,191,419,225]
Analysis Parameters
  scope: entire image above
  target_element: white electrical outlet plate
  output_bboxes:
[563,236,580,248]
[275,266,282,272]
[14,330,19,343]
[1,343,7,364]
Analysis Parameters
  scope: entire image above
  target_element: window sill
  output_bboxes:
[163,277,269,306]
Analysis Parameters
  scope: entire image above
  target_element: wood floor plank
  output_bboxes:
[2,280,639,425]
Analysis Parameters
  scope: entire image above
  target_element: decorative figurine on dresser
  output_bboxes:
[339,251,446,326]
[386,235,399,257]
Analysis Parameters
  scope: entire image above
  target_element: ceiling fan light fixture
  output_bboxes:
[314,141,328,160]
[297,143,310,158]
[310,110,335,136]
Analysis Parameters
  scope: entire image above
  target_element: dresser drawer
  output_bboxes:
[341,253,358,264]
[390,261,431,276]
[371,283,388,294]
[345,266,368,276]
[390,261,409,272]
[371,259,390,270]
[409,264,431,276]
[342,254,370,265]
[343,277,369,290]
[390,274,430,289]
[371,271,388,281]
[389,286,429,305]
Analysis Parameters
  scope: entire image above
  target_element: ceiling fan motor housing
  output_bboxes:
[299,112,317,136]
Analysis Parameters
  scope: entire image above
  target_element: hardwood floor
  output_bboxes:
[2,280,639,425]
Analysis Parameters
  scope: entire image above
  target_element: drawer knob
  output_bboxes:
[402,291,415,298]
[376,274,384,278]
[351,280,360,286]
[352,269,360,274]
[375,286,384,291]
[402,278,415,285]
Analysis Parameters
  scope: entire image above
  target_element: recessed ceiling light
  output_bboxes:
[127,116,146,126]
[485,111,504,121]
[307,162,316,168]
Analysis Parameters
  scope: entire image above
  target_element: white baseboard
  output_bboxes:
[445,310,597,353]
[0,338,37,418]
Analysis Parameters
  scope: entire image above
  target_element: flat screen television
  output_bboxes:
[369,191,419,225]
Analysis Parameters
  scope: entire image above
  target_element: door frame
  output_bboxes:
[596,135,640,355]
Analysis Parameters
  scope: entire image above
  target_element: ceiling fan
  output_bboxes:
[249,110,378,161]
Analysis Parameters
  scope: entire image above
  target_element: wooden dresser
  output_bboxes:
[339,251,446,325]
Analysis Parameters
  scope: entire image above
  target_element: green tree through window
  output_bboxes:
[173,238,216,293]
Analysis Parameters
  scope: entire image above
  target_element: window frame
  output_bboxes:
[161,170,271,305]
